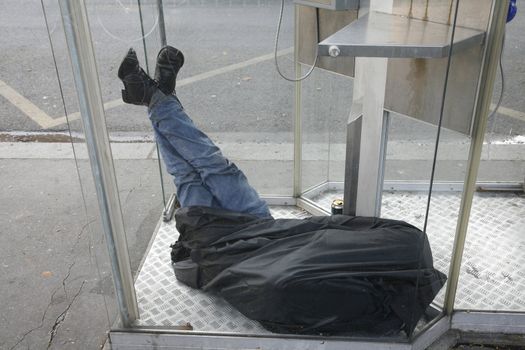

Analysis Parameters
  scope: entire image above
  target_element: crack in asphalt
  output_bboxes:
[8,284,62,350]
[71,219,95,253]
[8,261,77,350]
[61,262,76,300]
[47,280,85,349]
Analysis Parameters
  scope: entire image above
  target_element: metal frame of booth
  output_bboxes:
[56,0,525,348]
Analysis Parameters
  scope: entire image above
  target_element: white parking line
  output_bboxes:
[2,47,525,129]
[46,47,294,128]
[0,79,57,128]
[492,104,525,122]
[47,88,525,127]
[48,98,123,128]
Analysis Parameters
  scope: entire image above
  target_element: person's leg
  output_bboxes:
[149,91,271,218]
[153,126,218,208]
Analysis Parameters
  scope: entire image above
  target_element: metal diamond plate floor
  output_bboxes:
[307,190,525,311]
[134,206,310,332]
[134,192,524,331]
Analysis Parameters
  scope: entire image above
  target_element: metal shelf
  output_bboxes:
[293,0,360,11]
[319,11,485,58]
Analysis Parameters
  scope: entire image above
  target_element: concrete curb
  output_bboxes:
[0,141,523,161]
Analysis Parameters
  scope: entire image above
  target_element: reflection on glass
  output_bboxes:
[131,0,298,333]
[456,16,525,311]
[76,1,166,280]
[301,67,352,194]
[156,0,295,196]
[41,0,522,343]
[378,0,482,337]
[42,0,168,331]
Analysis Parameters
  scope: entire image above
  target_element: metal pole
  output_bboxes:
[155,0,169,207]
[137,0,168,209]
[58,0,139,327]
[443,0,509,315]
[157,0,168,47]
[293,4,303,198]
[137,0,151,73]
[344,0,393,217]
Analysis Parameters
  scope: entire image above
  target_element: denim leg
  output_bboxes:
[153,127,218,208]
[149,93,271,218]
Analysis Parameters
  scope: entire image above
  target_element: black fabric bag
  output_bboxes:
[171,206,446,335]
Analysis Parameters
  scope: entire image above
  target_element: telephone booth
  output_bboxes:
[42,0,524,348]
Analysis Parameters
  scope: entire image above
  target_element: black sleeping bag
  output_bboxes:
[170,206,446,335]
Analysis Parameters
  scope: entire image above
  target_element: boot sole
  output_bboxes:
[156,46,185,71]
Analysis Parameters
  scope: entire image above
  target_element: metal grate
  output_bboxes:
[134,206,309,332]
[307,189,525,311]
[134,192,525,331]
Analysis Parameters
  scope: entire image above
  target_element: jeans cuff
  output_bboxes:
[148,90,169,112]
[148,92,184,122]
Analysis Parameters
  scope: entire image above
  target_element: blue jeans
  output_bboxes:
[148,91,271,218]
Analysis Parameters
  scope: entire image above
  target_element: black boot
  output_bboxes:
[154,46,185,95]
[118,48,158,106]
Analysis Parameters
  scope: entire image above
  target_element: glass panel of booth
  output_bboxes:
[42,0,168,328]
[50,0,523,342]
[381,0,494,336]
[101,0,297,326]
[88,0,465,337]
[85,0,166,278]
[300,68,352,196]
[51,0,297,331]
[144,0,296,198]
[455,12,525,313]
[296,0,471,339]
[389,0,525,321]
[297,0,513,338]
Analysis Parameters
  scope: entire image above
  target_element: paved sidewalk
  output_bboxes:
[0,136,523,349]
[0,154,164,349]
[0,135,523,161]
[0,134,523,184]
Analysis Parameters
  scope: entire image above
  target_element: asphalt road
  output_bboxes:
[0,0,524,141]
